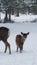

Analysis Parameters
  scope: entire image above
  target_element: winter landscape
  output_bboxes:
[0,0,37,65]
[0,14,37,65]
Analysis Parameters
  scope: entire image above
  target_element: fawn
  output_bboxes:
[15,32,29,52]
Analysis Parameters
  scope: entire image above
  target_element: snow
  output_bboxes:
[11,14,37,22]
[0,23,37,65]
[1,12,37,22]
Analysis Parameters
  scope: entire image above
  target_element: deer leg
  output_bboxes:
[20,44,23,53]
[4,44,7,53]
[6,41,11,54]
[16,46,18,52]
[4,41,11,54]
[20,48,22,53]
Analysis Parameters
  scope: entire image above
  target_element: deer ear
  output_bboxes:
[21,32,23,35]
[27,32,30,35]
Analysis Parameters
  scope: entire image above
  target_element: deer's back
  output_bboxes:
[0,27,9,41]
[16,35,22,44]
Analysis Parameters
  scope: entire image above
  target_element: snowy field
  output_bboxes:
[0,23,37,65]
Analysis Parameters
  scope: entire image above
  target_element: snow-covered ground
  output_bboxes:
[1,12,37,22]
[0,23,37,65]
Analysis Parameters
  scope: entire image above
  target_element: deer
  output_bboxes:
[0,27,11,54]
[15,32,29,52]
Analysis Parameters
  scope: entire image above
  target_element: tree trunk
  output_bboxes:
[16,8,19,16]
[4,10,8,23]
[5,10,7,20]
[8,6,11,22]
[9,13,11,21]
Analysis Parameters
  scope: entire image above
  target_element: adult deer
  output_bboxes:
[0,27,11,54]
[16,32,29,52]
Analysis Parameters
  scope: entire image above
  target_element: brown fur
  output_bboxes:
[16,32,29,52]
[0,27,11,54]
